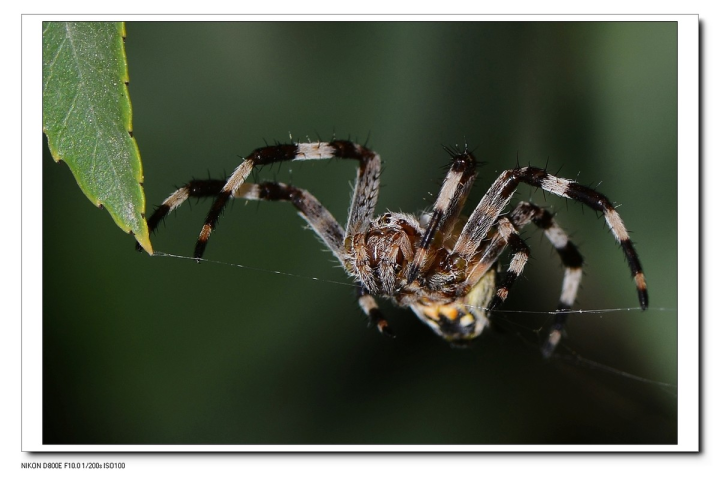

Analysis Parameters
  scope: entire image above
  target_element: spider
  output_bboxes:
[142,140,648,357]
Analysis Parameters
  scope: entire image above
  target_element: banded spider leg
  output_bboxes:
[141,140,393,337]
[447,167,647,355]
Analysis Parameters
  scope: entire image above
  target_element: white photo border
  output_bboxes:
[22,13,698,453]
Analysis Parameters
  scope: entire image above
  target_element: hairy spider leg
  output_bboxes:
[136,179,227,251]
[485,217,531,309]
[136,140,392,336]
[452,167,648,310]
[237,181,392,336]
[143,177,392,334]
[141,179,345,258]
[442,215,530,313]
[455,202,583,356]
[357,286,395,338]
[194,141,382,260]
[406,150,478,284]
[509,202,584,357]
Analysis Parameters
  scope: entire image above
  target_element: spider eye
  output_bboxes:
[382,213,392,224]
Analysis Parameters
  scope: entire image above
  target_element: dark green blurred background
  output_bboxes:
[43,21,678,445]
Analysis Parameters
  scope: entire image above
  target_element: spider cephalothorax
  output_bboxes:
[142,140,648,356]
[346,212,421,296]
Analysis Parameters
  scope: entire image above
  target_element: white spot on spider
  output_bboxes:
[560,267,582,306]
[546,330,562,351]
[508,252,529,273]
[545,225,569,249]
[434,170,464,211]
[358,294,378,315]
[233,183,261,200]
[541,176,572,196]
[164,189,189,212]
[296,142,335,160]
[605,209,629,241]
[225,161,254,193]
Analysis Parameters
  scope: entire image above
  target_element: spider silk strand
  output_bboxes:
[149,251,673,316]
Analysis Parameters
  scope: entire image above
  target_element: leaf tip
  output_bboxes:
[134,231,154,255]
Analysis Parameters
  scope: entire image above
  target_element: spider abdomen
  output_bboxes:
[409,267,496,345]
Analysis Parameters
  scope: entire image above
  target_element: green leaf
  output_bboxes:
[43,21,152,254]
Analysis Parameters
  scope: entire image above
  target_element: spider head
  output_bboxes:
[347,213,421,294]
